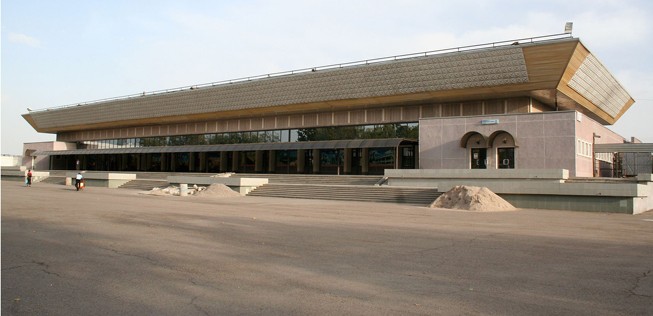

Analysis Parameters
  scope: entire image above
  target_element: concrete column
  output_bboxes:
[255,150,264,173]
[395,147,399,170]
[361,148,369,175]
[312,149,320,174]
[170,153,177,172]
[189,152,196,172]
[160,154,166,172]
[343,148,352,175]
[296,149,305,173]
[231,151,239,172]
[120,155,126,171]
[220,152,228,172]
[268,151,276,173]
[199,152,207,173]
[135,154,141,171]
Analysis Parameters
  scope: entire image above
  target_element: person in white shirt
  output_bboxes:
[75,173,83,191]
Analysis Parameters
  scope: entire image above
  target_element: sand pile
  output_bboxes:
[430,185,516,211]
[142,185,205,196]
[194,183,241,197]
[211,172,234,178]
[142,184,241,197]
[143,186,183,196]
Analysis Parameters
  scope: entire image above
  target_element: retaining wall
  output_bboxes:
[385,169,653,214]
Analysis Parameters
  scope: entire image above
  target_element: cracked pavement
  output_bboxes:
[2,180,653,315]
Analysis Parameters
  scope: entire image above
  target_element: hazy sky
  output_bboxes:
[2,0,652,155]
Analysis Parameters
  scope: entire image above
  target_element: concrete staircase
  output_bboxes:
[247,183,440,205]
[119,172,440,205]
[39,177,66,185]
[118,179,169,191]
[27,171,439,205]
[231,173,382,186]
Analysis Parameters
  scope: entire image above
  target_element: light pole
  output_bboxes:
[592,133,601,177]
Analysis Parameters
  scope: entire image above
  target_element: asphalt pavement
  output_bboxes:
[2,180,652,315]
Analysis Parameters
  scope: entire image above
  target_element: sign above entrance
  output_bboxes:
[481,119,499,125]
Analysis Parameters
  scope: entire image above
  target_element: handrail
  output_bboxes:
[29,33,573,113]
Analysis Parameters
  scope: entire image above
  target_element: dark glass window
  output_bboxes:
[85,122,419,148]
[497,148,515,169]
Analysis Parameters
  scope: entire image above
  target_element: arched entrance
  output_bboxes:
[461,131,488,169]
[488,131,516,169]
[24,149,36,169]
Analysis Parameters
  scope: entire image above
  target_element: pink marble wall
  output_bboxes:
[574,113,625,177]
[419,111,624,176]
[22,141,77,170]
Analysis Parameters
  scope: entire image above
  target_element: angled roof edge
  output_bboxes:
[556,40,634,125]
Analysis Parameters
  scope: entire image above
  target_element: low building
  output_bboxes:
[22,34,640,177]
[1,155,22,168]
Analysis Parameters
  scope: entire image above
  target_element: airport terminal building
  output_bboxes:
[22,34,639,177]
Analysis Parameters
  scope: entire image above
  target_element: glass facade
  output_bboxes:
[48,123,419,174]
[78,123,418,149]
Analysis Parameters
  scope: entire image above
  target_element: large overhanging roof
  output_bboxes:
[23,34,634,133]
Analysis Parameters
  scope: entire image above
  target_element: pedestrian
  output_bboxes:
[75,172,83,191]
[26,169,33,187]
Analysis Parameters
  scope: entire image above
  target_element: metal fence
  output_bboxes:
[599,152,653,177]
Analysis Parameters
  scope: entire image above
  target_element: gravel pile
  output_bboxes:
[430,185,516,211]
[194,183,241,197]
[142,183,241,198]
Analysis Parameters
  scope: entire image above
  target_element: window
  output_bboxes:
[497,148,515,169]
[471,148,487,169]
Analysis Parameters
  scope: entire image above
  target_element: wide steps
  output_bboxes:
[232,173,382,186]
[247,184,440,205]
[118,179,169,191]
[39,177,66,185]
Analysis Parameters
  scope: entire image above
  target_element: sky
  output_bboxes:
[2,0,652,155]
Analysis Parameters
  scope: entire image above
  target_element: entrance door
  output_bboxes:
[304,150,313,174]
[497,147,515,169]
[471,148,487,169]
[320,149,343,174]
[350,149,362,175]
[400,146,415,169]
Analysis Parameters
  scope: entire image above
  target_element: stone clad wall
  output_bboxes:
[419,111,578,173]
[385,169,653,214]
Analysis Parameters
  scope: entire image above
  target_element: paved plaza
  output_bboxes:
[2,180,652,315]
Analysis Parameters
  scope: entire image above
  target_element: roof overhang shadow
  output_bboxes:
[32,138,417,156]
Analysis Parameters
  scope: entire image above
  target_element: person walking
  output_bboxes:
[26,169,33,187]
[75,172,83,191]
